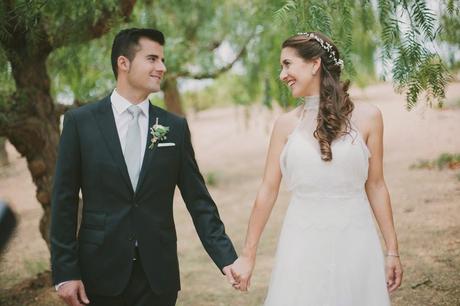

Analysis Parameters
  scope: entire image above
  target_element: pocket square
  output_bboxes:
[157,142,176,147]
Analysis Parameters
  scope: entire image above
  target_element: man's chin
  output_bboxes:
[146,85,161,94]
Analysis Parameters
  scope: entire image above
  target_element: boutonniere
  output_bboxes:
[149,118,170,149]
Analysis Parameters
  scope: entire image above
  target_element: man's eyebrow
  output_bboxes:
[146,54,165,62]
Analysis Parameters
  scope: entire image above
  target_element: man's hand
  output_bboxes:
[57,280,90,306]
[222,264,237,286]
[230,255,255,292]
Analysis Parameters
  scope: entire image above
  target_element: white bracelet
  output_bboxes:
[386,252,400,257]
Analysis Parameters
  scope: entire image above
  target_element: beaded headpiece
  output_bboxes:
[297,32,344,69]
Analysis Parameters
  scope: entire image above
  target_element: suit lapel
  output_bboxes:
[93,96,133,192]
[135,103,163,194]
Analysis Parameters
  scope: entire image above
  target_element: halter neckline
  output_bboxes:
[303,95,320,111]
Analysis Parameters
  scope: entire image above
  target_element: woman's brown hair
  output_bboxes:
[282,32,353,161]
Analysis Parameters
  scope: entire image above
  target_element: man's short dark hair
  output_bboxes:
[111,28,165,79]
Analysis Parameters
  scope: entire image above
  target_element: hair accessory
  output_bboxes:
[297,32,344,69]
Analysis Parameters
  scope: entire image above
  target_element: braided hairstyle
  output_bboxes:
[282,32,353,161]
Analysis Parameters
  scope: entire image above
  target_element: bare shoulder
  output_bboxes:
[351,102,383,138]
[353,102,382,120]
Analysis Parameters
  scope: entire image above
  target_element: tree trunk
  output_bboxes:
[6,58,60,250]
[8,120,59,250]
[0,137,8,167]
[163,77,185,116]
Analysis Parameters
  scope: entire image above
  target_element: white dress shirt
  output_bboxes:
[55,89,150,291]
[110,89,150,164]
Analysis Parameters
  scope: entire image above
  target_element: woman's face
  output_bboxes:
[279,47,320,98]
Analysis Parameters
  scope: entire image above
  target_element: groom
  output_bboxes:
[50,28,237,306]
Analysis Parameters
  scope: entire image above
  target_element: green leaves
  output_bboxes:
[411,0,436,40]
[0,0,455,112]
[439,0,460,49]
[274,0,298,25]
[380,0,451,108]
[402,54,450,109]
[271,0,451,108]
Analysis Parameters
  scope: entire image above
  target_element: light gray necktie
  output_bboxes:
[124,105,142,190]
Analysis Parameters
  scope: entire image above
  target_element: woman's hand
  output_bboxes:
[386,255,403,293]
[230,255,256,292]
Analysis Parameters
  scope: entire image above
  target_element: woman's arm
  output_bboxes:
[364,106,403,293]
[231,114,291,291]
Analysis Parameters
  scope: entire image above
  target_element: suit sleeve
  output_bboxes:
[50,111,82,285]
[177,119,237,272]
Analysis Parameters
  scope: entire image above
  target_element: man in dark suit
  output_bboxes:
[51,28,237,306]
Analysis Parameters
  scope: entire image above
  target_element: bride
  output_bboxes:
[229,32,402,305]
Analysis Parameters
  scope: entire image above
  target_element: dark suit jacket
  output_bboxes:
[50,95,237,295]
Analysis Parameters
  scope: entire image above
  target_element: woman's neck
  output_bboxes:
[303,95,320,110]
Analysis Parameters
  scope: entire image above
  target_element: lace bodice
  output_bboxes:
[280,96,371,197]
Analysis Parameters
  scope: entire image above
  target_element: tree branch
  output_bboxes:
[51,0,137,49]
[176,34,253,80]
[54,100,83,117]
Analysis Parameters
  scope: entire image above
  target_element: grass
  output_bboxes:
[410,153,460,170]
[23,259,48,276]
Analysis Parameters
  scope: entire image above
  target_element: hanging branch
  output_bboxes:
[175,33,253,79]
[273,0,451,108]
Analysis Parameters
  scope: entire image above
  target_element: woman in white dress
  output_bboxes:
[229,32,403,305]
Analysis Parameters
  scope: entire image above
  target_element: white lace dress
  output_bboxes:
[264,97,391,306]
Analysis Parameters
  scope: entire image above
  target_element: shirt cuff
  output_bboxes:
[55,281,70,291]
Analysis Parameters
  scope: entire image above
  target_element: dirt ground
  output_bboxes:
[0,82,459,306]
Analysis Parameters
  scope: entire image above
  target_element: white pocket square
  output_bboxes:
[157,142,176,147]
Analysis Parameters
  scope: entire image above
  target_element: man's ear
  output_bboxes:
[117,56,130,74]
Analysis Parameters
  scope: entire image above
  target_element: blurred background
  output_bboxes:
[0,0,459,305]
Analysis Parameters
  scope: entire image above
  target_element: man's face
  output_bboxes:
[124,38,166,94]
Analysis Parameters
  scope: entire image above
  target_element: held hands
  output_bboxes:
[224,255,255,292]
[386,255,403,293]
[57,280,90,306]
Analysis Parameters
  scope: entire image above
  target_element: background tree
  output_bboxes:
[0,0,137,247]
[438,0,460,70]
[48,0,256,116]
[239,0,453,109]
[136,0,255,115]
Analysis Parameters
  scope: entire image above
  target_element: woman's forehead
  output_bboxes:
[280,47,299,61]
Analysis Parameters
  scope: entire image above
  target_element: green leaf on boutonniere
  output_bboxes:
[149,118,169,149]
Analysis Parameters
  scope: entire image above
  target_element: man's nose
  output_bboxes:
[158,61,167,73]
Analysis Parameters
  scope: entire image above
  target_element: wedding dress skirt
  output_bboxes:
[264,99,390,306]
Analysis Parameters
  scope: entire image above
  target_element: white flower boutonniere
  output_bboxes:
[149,118,170,149]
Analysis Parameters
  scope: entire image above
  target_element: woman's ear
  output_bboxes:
[311,57,322,76]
